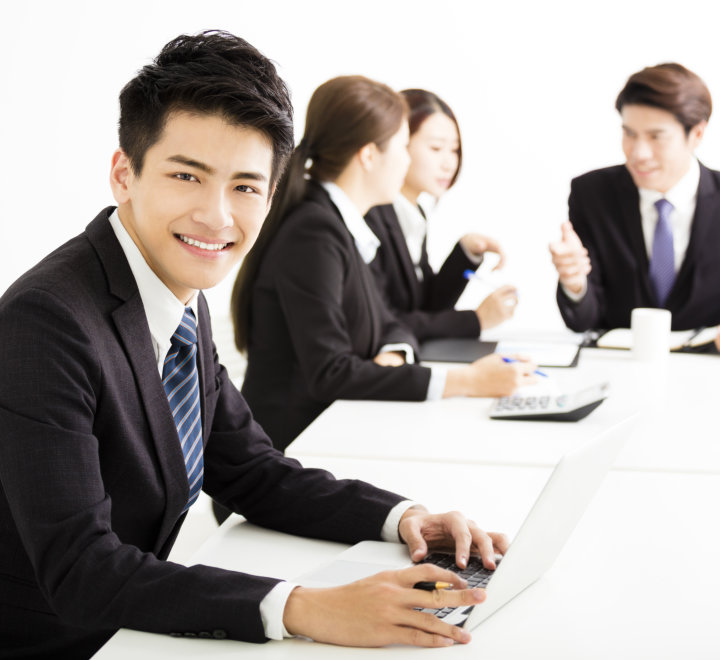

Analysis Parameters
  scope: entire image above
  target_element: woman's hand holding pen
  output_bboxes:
[443,353,538,398]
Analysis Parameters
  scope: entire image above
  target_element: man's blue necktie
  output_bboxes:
[162,308,204,512]
[649,198,675,306]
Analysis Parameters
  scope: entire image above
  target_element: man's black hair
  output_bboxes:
[119,30,294,185]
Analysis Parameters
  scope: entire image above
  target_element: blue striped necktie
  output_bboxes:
[649,198,675,306]
[162,308,203,512]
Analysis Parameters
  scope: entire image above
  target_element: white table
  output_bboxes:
[288,349,720,475]
[95,458,720,659]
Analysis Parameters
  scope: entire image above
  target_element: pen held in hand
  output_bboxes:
[501,356,549,378]
[413,581,454,591]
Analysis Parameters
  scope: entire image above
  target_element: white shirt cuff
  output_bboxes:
[260,580,299,640]
[426,366,447,401]
[379,343,415,364]
[381,500,420,542]
[561,280,587,303]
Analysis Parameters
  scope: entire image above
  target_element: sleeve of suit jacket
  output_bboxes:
[556,175,608,331]
[366,206,480,341]
[271,204,431,402]
[0,285,405,645]
[199,298,407,540]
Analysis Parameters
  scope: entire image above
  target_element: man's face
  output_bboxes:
[110,111,274,303]
[621,104,705,193]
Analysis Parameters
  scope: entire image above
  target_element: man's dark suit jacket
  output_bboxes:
[241,184,431,452]
[365,204,480,341]
[0,208,405,658]
[557,163,720,332]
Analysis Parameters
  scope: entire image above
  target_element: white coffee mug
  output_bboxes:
[630,308,672,361]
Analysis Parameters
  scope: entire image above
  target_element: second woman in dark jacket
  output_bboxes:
[365,89,518,342]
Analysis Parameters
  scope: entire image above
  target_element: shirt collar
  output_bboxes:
[108,208,198,349]
[320,181,380,264]
[638,157,700,209]
[393,193,427,233]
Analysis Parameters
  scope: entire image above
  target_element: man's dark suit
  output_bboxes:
[241,184,431,452]
[365,204,480,341]
[557,163,720,332]
[0,208,405,657]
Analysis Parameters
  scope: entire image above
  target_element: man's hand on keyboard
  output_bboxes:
[398,507,509,570]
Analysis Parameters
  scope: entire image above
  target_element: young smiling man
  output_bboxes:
[0,31,508,657]
[549,63,720,334]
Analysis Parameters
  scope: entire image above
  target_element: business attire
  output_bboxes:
[241,182,433,452]
[0,207,408,658]
[365,198,481,341]
[557,161,720,332]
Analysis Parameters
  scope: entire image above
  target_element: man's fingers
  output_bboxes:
[392,613,471,647]
[489,531,510,555]
[401,518,429,562]
[405,585,486,611]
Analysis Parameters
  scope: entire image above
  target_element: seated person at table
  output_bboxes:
[550,62,720,333]
[233,76,537,453]
[365,89,517,342]
[0,31,509,657]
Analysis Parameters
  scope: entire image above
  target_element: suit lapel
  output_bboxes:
[669,163,720,307]
[383,206,423,309]
[615,167,655,302]
[195,294,214,442]
[86,210,189,542]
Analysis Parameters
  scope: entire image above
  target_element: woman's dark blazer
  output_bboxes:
[365,203,480,341]
[241,183,432,451]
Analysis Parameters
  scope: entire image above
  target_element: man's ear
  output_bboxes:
[688,120,708,151]
[109,149,133,204]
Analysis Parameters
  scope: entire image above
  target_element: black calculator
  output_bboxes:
[489,382,610,422]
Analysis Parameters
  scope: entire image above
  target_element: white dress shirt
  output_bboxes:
[393,193,427,280]
[563,158,700,303]
[108,209,417,639]
[321,183,446,400]
[393,194,483,282]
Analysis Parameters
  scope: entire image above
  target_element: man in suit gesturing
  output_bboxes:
[550,63,720,336]
[0,32,507,657]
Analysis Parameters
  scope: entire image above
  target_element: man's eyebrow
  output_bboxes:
[167,155,215,174]
[231,170,268,183]
[166,155,268,182]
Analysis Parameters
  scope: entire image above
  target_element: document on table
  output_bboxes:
[596,326,718,351]
[494,340,581,367]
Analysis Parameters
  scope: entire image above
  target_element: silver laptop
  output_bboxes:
[296,415,635,629]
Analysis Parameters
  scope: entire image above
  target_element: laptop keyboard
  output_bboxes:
[416,552,497,619]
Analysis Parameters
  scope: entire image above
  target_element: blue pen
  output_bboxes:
[463,269,481,281]
[501,356,548,378]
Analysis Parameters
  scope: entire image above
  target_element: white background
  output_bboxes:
[2,0,720,331]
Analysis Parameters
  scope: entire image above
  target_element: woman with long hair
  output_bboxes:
[232,76,535,452]
[365,89,518,341]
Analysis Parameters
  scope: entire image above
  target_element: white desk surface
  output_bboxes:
[95,459,720,659]
[287,348,720,475]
